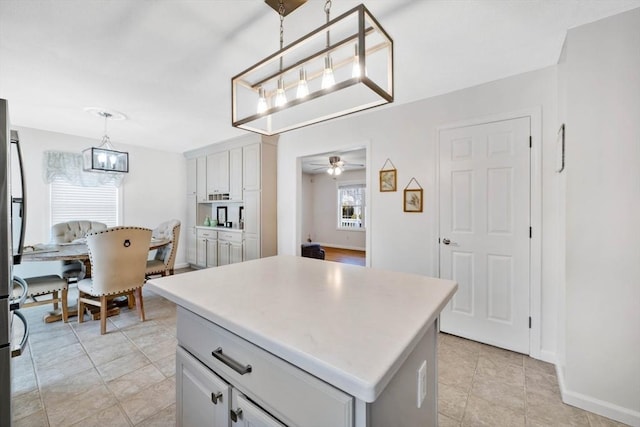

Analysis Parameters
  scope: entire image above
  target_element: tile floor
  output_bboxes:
[11,278,628,426]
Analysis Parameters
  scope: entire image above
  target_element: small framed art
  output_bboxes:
[404,188,423,212]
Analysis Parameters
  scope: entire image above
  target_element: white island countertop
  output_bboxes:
[146,255,457,402]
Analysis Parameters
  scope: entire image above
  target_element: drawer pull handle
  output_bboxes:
[212,347,252,375]
[230,407,243,422]
[211,391,223,404]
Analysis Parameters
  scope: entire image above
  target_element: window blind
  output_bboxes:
[50,177,119,228]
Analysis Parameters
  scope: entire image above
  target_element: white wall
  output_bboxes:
[278,66,560,359]
[561,9,640,425]
[301,170,366,250]
[13,126,188,269]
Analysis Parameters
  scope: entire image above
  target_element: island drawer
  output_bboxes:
[178,307,353,427]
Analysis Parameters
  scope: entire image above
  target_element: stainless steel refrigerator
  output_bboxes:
[1,98,29,426]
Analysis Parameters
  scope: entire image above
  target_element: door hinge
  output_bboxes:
[529,317,532,329]
[529,136,532,148]
[529,227,532,238]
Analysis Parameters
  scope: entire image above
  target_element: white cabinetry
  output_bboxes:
[207,151,229,197]
[196,229,217,268]
[232,391,285,427]
[218,231,242,266]
[229,147,243,201]
[177,347,230,427]
[186,158,197,196]
[186,197,196,265]
[196,156,207,203]
[242,143,261,191]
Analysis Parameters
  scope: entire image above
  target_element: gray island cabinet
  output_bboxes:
[146,255,457,427]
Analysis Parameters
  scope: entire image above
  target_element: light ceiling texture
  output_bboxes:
[1,0,638,153]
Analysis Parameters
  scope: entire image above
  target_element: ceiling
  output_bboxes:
[1,0,638,154]
[301,148,366,174]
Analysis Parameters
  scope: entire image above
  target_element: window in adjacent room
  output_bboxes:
[337,183,365,230]
[50,177,119,228]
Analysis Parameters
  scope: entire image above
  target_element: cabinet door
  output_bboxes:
[242,143,261,191]
[197,156,207,202]
[243,190,260,235]
[243,233,259,261]
[230,242,243,264]
[186,194,196,228]
[229,147,243,201]
[177,347,230,427]
[196,237,207,268]
[218,241,230,266]
[207,151,230,194]
[187,158,197,196]
[206,238,218,268]
[231,390,285,427]
[187,226,197,265]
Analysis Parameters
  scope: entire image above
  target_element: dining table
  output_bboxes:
[20,237,171,322]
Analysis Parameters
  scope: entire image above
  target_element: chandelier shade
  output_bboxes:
[232,4,393,136]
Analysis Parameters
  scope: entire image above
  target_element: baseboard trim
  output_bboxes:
[537,349,557,365]
[556,365,640,426]
[174,262,191,270]
[315,242,366,252]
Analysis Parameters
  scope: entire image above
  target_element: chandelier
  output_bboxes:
[232,0,393,136]
[82,108,129,173]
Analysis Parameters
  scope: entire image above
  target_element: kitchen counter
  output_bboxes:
[147,255,457,403]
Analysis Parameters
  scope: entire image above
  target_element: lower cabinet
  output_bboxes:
[186,226,196,265]
[177,346,284,427]
[218,231,243,266]
[196,229,218,268]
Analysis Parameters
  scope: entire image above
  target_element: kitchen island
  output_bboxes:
[146,255,457,427]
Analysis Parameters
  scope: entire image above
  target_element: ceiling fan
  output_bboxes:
[311,156,364,176]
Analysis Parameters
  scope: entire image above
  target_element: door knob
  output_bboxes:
[442,238,455,245]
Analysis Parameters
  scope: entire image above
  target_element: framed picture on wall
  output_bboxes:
[216,206,227,225]
[379,169,397,192]
[403,188,423,212]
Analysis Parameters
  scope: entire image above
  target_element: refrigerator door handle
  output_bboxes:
[10,310,29,358]
[10,276,28,311]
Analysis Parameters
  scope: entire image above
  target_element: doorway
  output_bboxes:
[439,116,532,354]
[299,148,368,266]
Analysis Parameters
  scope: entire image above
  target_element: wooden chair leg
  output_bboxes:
[100,295,107,335]
[78,292,85,324]
[135,288,145,322]
[127,293,135,310]
[61,288,69,323]
[52,290,59,310]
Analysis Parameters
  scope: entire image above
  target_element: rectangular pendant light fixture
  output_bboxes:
[82,146,129,173]
[232,4,393,136]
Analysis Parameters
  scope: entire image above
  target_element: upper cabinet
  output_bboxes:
[229,147,243,201]
[207,151,229,196]
[243,143,261,191]
[196,156,207,203]
[186,158,197,196]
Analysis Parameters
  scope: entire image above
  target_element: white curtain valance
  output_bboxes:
[43,151,124,187]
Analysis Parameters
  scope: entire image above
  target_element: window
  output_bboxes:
[50,177,119,229]
[337,183,365,229]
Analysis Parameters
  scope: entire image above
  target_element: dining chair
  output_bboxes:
[13,273,70,322]
[52,220,107,280]
[77,226,152,335]
[146,219,181,278]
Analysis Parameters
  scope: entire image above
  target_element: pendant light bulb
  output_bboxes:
[327,167,334,175]
[275,78,287,107]
[334,166,342,176]
[296,68,309,99]
[257,87,268,114]
[321,56,335,89]
[352,44,361,78]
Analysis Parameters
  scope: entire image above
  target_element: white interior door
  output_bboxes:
[439,117,530,354]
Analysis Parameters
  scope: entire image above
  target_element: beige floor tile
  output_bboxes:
[438,382,469,421]
[438,345,478,392]
[526,389,591,426]
[32,342,86,369]
[12,409,49,427]
[46,384,117,427]
[11,389,43,421]
[525,368,561,398]
[120,376,176,425]
[475,355,525,388]
[462,395,525,426]
[586,412,629,427]
[442,333,485,355]
[96,350,150,382]
[12,359,38,397]
[135,403,176,427]
[86,338,138,367]
[40,367,103,408]
[153,353,176,378]
[480,344,525,369]
[439,412,462,427]
[137,336,178,363]
[35,353,94,387]
[68,404,131,427]
[106,363,166,401]
[470,375,525,414]
[524,356,556,376]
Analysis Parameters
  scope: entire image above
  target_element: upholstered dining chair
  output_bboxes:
[77,226,152,335]
[52,220,107,280]
[146,219,181,278]
[13,273,70,322]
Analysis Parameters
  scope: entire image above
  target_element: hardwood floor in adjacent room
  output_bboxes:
[323,246,366,266]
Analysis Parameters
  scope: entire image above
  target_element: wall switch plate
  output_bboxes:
[417,360,427,408]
